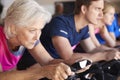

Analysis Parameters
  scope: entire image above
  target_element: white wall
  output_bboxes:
[1,0,15,19]
[1,0,120,19]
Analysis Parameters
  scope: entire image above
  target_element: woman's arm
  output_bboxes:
[100,25,116,47]
[0,63,74,80]
[109,32,116,41]
[0,68,43,80]
[28,43,54,66]
[28,42,70,65]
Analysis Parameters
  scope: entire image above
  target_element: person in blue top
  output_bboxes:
[94,2,116,47]
[40,0,120,64]
[107,13,120,39]
[96,13,120,46]
[41,14,90,58]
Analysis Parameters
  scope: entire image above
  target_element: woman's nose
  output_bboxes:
[34,30,41,40]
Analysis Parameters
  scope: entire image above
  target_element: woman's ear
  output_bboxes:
[10,24,17,36]
[81,5,87,14]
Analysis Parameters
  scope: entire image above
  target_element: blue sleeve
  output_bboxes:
[50,17,69,38]
[81,26,90,40]
[34,40,40,47]
[106,25,114,32]
[106,24,114,32]
[82,33,89,40]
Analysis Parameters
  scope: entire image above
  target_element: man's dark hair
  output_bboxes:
[74,0,98,14]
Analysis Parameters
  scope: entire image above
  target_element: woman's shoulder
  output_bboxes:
[0,26,3,30]
[0,26,6,40]
[0,26,4,34]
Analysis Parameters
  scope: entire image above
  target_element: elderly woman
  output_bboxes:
[0,0,74,80]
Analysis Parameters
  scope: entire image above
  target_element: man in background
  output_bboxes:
[53,2,64,17]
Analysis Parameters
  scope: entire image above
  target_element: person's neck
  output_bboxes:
[7,38,20,51]
[74,14,88,32]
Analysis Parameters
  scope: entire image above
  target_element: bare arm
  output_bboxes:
[109,32,116,41]
[0,63,74,80]
[52,36,120,64]
[0,68,44,80]
[80,37,96,52]
[100,26,116,47]
[28,43,54,65]
[28,42,67,66]
[52,36,98,63]
[88,25,101,47]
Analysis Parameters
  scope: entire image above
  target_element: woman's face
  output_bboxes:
[15,19,44,49]
[103,7,115,25]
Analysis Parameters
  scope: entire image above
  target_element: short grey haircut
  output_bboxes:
[4,0,51,39]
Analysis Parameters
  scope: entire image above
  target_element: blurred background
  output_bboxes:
[0,0,120,18]
[0,0,120,19]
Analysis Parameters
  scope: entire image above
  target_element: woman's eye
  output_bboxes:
[29,30,36,33]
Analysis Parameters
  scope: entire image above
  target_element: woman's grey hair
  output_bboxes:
[4,0,51,39]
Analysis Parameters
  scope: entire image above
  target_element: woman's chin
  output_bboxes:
[26,45,34,49]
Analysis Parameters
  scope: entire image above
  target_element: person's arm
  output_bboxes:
[0,67,44,80]
[88,29,115,51]
[52,36,120,64]
[106,19,116,41]
[28,42,69,65]
[0,63,74,80]
[80,38,96,52]
[28,43,54,66]
[109,32,116,41]
[88,24,101,47]
[51,36,94,62]
[100,25,116,47]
